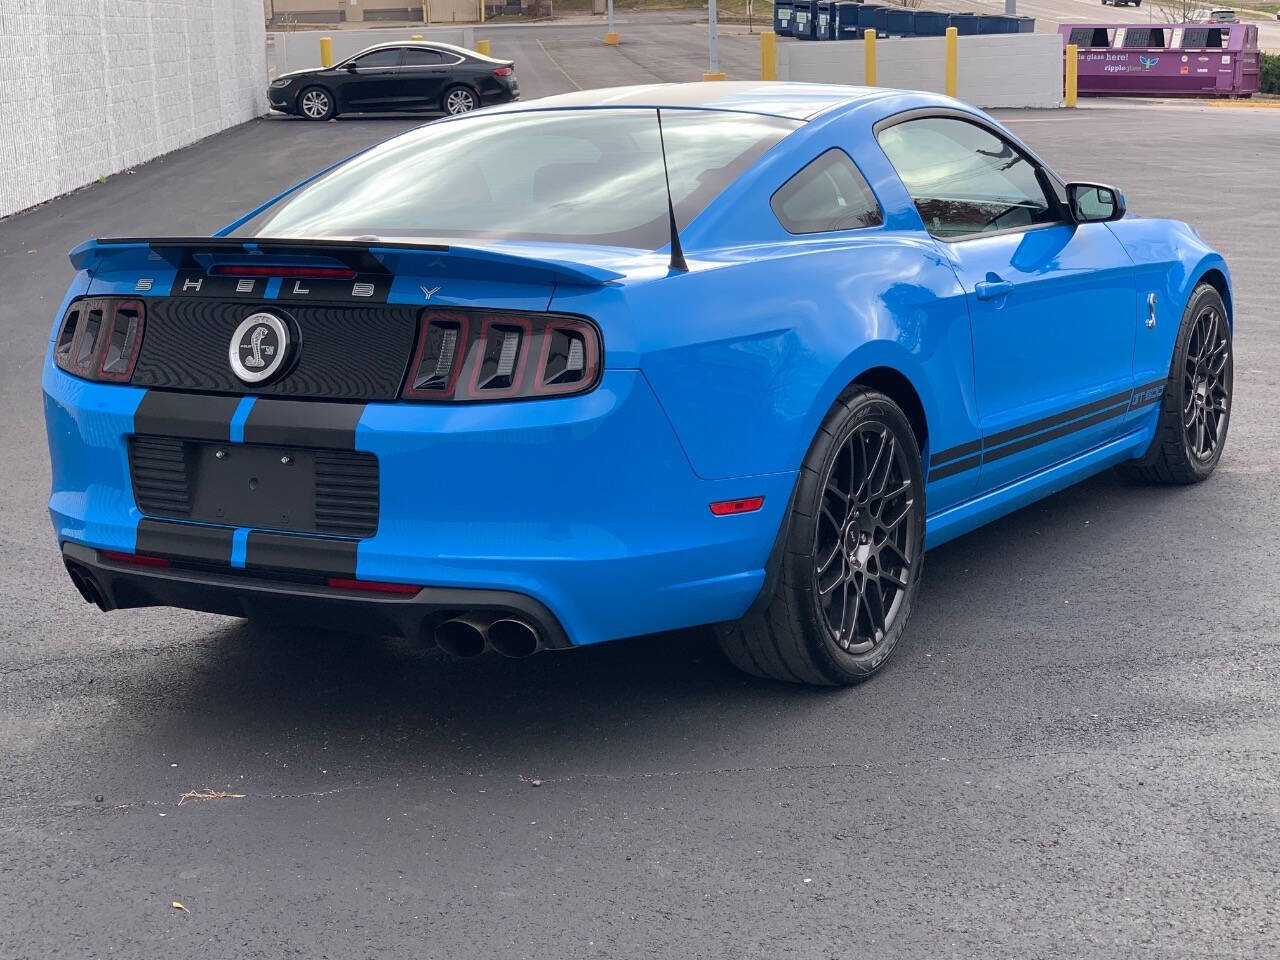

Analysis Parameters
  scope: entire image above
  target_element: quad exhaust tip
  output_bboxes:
[488,618,540,659]
[432,614,543,659]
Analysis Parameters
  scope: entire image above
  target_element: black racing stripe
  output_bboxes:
[241,399,365,449]
[1133,378,1167,396]
[244,531,358,579]
[136,518,234,565]
[984,389,1133,450]
[134,390,241,441]
[929,438,982,467]
[928,453,982,483]
[983,402,1130,465]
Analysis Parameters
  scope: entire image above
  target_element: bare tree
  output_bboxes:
[1147,0,1207,22]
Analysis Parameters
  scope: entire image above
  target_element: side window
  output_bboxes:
[876,116,1057,240]
[771,149,883,235]
[401,48,445,65]
[351,49,401,68]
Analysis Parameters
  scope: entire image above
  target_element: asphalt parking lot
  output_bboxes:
[2,56,1278,960]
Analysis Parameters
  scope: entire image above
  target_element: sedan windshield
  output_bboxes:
[236,108,798,250]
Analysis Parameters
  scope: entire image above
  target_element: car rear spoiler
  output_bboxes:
[70,237,626,287]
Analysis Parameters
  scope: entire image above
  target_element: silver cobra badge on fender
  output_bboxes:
[229,311,291,384]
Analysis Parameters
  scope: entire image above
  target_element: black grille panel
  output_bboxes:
[131,299,419,401]
[127,437,378,538]
[129,436,192,517]
[314,453,380,537]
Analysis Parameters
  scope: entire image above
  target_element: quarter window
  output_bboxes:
[877,116,1057,240]
[771,149,883,234]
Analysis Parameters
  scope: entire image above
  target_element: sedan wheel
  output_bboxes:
[298,87,334,121]
[443,86,478,115]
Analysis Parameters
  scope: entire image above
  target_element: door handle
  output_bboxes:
[975,279,1014,301]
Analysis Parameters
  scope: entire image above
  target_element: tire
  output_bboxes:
[716,388,926,686]
[1118,283,1232,485]
[297,86,335,121]
[442,85,478,115]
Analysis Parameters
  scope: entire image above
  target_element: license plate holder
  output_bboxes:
[189,442,319,532]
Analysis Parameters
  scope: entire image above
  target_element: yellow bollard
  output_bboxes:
[761,31,776,82]
[411,34,423,40]
[476,38,491,56]
[703,71,727,81]
[1065,43,1078,108]
[319,36,333,68]
[864,29,877,86]
[944,26,958,98]
[605,31,620,45]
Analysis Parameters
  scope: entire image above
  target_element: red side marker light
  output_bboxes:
[709,496,765,517]
[101,550,170,568]
[326,577,420,595]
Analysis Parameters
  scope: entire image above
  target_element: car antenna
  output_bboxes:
[655,108,688,274]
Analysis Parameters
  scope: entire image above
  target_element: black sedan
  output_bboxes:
[268,41,518,120]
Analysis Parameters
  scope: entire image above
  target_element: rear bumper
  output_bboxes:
[62,541,571,646]
[44,359,795,646]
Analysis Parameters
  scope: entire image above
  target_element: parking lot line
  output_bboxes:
[537,37,582,91]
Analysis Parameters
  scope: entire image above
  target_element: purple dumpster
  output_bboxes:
[1060,22,1261,98]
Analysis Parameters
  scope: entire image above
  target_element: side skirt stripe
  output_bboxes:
[984,389,1133,450]
[928,382,1167,483]
[930,438,982,468]
[982,401,1131,465]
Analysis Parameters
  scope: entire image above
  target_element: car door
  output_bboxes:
[335,47,403,112]
[396,47,455,108]
[878,113,1137,493]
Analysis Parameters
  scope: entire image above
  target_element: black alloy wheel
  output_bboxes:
[1119,282,1232,485]
[814,421,917,655]
[1182,300,1231,463]
[716,388,926,686]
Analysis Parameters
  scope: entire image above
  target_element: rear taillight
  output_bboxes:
[54,298,146,383]
[403,309,600,402]
[493,66,513,77]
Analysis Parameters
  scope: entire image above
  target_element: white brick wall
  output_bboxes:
[0,0,268,218]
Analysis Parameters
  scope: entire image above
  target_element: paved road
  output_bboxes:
[1,83,1278,960]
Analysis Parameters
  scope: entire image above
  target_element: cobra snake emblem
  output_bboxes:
[243,325,275,368]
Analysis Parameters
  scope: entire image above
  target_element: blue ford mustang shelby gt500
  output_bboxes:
[44,83,1233,685]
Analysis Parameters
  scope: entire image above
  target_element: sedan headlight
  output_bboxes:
[270,77,293,88]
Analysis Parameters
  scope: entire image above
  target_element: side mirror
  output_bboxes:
[1066,182,1126,224]
[345,62,359,72]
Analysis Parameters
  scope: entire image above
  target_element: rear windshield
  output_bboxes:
[236,108,799,250]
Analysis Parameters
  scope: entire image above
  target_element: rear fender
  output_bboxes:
[627,237,976,485]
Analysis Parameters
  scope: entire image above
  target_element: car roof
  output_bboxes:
[350,40,477,58]
[491,82,893,121]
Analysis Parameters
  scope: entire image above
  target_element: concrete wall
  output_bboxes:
[778,34,1065,109]
[270,25,476,75]
[0,0,268,219]
[266,0,428,23]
